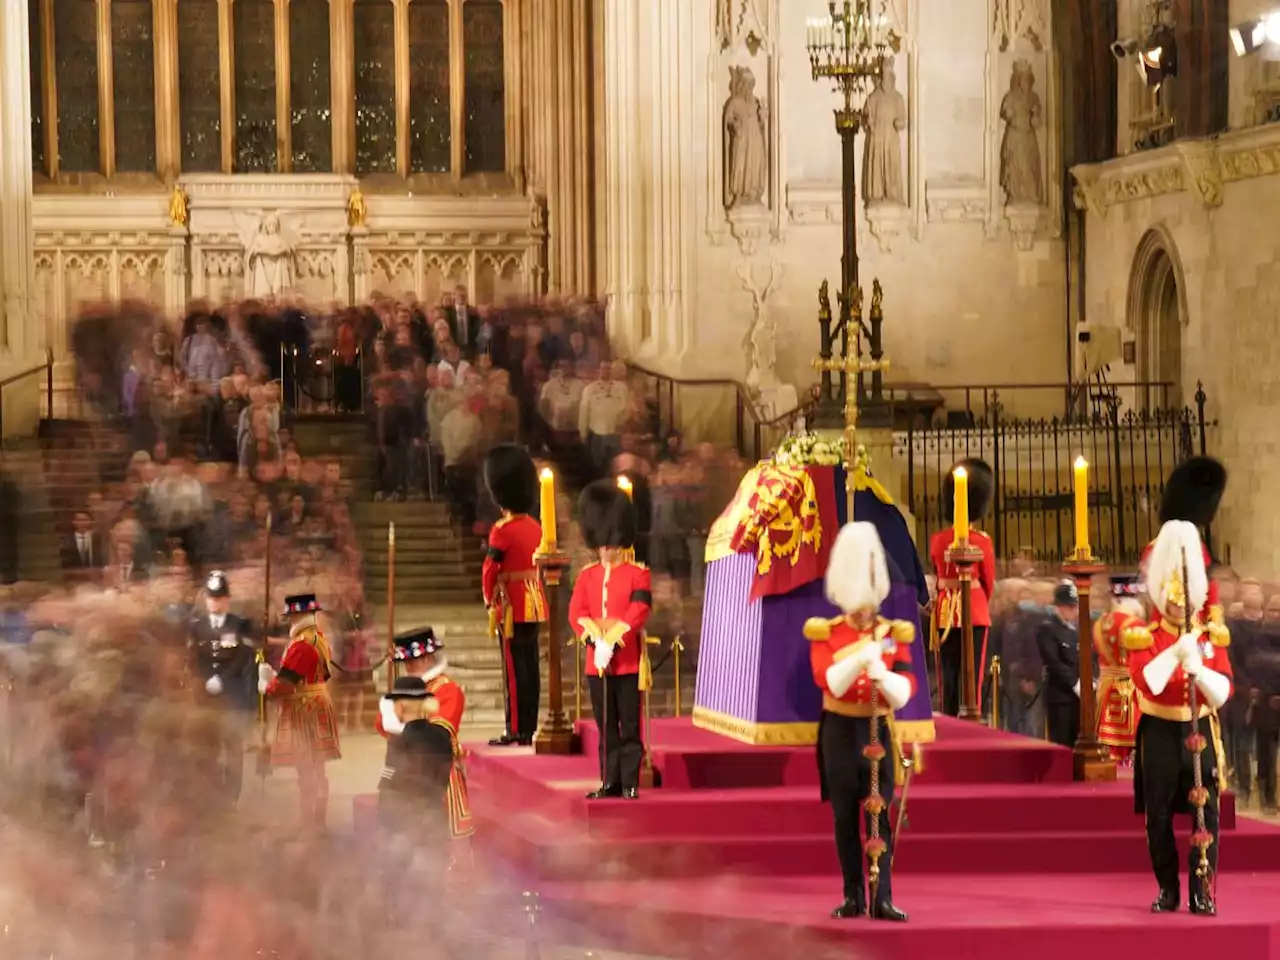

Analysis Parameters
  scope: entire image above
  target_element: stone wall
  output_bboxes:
[1074,125,1280,578]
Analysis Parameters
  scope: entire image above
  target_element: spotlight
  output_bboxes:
[1136,29,1177,86]
[1230,12,1280,57]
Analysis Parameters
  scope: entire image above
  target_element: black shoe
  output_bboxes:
[830,899,867,919]
[870,901,908,923]
[1189,893,1216,917]
[516,736,534,747]
[488,734,519,747]
[622,787,639,800]
[1151,889,1180,913]
[585,784,622,800]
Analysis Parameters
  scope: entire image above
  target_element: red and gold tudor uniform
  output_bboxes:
[376,630,475,840]
[1093,607,1143,753]
[481,444,548,747]
[929,458,997,717]
[1124,521,1233,917]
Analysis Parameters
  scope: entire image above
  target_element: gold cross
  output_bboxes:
[812,285,890,519]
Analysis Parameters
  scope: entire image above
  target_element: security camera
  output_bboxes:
[1111,37,1140,60]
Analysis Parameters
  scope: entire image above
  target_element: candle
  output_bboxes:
[539,467,557,553]
[1073,456,1089,558]
[388,521,395,546]
[952,466,970,544]
[617,475,634,501]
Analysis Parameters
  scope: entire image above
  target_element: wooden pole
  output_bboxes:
[945,541,984,722]
[533,547,576,755]
[386,522,396,694]
[1063,558,1115,781]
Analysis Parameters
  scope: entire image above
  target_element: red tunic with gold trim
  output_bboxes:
[482,514,548,631]
[568,561,652,677]
[809,617,918,718]
[375,672,474,839]
[1093,610,1141,748]
[1125,619,1234,725]
[928,528,997,637]
[265,625,342,765]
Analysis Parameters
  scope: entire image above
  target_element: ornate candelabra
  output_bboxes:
[807,1,900,423]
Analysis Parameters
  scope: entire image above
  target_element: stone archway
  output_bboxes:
[1126,226,1188,408]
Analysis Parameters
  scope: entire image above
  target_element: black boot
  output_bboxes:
[830,898,866,919]
[1150,889,1180,913]
[487,733,519,747]
[585,784,622,800]
[1189,892,1216,917]
[870,901,909,922]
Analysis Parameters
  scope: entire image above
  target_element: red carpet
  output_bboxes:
[353,717,1280,958]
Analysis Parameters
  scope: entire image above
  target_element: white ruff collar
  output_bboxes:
[422,655,448,682]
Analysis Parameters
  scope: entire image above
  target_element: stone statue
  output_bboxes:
[347,187,367,228]
[861,58,907,206]
[168,186,189,228]
[231,210,302,299]
[999,60,1044,205]
[723,66,768,210]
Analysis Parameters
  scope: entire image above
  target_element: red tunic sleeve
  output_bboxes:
[978,533,997,601]
[620,565,652,635]
[481,520,508,607]
[810,635,836,691]
[568,565,594,639]
[265,639,319,697]
[431,679,466,734]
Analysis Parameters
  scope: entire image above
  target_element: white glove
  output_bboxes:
[205,675,224,696]
[825,653,864,699]
[854,642,883,672]
[258,662,276,685]
[1072,680,1080,698]
[593,640,614,674]
[874,668,913,711]
[1174,633,1199,661]
[379,697,405,736]
[1182,647,1204,677]
[1142,644,1181,696]
[865,657,888,681]
[1193,667,1230,710]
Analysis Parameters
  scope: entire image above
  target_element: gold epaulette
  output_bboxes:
[888,620,915,645]
[1121,625,1153,652]
[804,616,842,642]
[493,515,512,530]
[1208,604,1225,626]
[1206,621,1231,648]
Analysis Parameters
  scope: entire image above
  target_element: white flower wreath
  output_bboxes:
[774,432,871,470]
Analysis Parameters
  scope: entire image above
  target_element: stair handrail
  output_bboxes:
[0,349,54,444]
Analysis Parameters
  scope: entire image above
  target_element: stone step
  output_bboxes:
[368,588,484,605]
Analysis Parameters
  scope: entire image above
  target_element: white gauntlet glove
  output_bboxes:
[205,675,224,696]
[1193,666,1230,710]
[257,661,276,695]
[869,659,912,710]
[593,640,614,674]
[379,697,405,736]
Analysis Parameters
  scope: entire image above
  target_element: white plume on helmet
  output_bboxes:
[1144,520,1208,615]
[824,522,891,614]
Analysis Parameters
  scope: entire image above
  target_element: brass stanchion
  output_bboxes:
[672,634,685,718]
[989,656,1002,731]
[386,523,396,694]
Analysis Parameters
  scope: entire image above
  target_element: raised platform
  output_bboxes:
[353,717,1280,959]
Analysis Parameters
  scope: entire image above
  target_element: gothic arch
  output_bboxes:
[1125,226,1188,407]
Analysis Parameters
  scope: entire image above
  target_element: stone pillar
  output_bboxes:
[0,0,37,361]
[599,0,697,365]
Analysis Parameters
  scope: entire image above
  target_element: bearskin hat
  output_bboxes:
[578,479,637,551]
[1159,456,1227,527]
[941,458,995,524]
[483,444,538,515]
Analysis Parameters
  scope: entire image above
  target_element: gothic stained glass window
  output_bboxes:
[407,0,451,174]
[289,0,332,172]
[29,0,45,174]
[178,0,221,171]
[463,0,505,174]
[53,0,101,174]
[353,0,397,174]
[111,0,157,173]
[233,0,278,172]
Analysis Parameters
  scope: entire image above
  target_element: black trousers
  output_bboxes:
[1257,729,1278,808]
[819,712,897,906]
[1138,715,1220,898]
[588,673,643,790]
[211,708,250,806]
[1046,697,1080,748]
[939,625,988,717]
[502,621,542,740]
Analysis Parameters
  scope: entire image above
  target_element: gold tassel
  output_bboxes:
[1208,712,1228,794]
[503,606,514,637]
[638,634,659,693]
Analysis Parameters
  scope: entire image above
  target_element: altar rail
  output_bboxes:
[901,383,1215,567]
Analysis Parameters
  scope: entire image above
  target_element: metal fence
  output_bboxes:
[900,384,1212,567]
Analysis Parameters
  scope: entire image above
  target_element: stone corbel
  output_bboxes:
[1002,203,1043,252]
[726,204,771,256]
[1175,142,1224,209]
[864,203,909,253]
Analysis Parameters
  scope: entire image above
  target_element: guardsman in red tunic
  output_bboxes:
[376,627,475,844]
[1124,520,1233,917]
[481,444,547,747]
[258,593,342,827]
[1094,577,1145,764]
[1140,456,1228,630]
[806,522,914,923]
[928,458,997,716]
[569,480,652,800]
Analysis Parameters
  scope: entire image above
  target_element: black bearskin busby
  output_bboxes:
[483,444,538,515]
[941,458,995,524]
[578,480,637,551]
[1159,456,1227,527]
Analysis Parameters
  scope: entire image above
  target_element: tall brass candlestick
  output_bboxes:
[1063,555,1114,782]
[945,538,984,722]
[386,522,396,694]
[534,546,577,755]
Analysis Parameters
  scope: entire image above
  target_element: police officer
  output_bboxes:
[1037,581,1084,747]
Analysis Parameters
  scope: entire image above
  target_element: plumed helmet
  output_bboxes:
[824,522,891,614]
[1159,456,1227,527]
[941,458,995,524]
[483,444,539,515]
[578,479,636,551]
[1144,520,1208,616]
